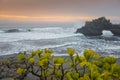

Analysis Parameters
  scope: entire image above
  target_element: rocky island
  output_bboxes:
[76,17,120,36]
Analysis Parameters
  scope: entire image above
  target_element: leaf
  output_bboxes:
[101,71,111,80]
[84,74,91,80]
[111,64,120,77]
[80,61,90,67]
[83,49,95,61]
[93,60,103,68]
[55,69,62,77]
[31,51,37,57]
[66,71,73,80]
[6,60,11,65]
[102,56,116,64]
[17,53,26,60]
[79,56,86,62]
[38,59,49,67]
[72,72,79,80]
[74,54,80,63]
[53,57,64,66]
[9,78,14,80]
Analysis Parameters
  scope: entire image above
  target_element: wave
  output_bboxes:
[0,27,78,33]
[0,31,83,42]
[0,30,5,33]
[0,27,83,42]
[40,42,77,49]
[0,27,66,33]
[0,42,77,56]
[31,27,62,31]
[102,30,113,37]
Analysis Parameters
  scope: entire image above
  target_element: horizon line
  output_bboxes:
[0,14,120,22]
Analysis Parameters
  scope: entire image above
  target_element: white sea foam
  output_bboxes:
[0,27,82,42]
[0,30,5,33]
[102,30,113,37]
[0,22,120,57]
[105,46,120,50]
[0,42,77,55]
[0,32,82,42]
[40,42,77,49]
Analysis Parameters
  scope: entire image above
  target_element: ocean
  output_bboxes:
[0,21,120,57]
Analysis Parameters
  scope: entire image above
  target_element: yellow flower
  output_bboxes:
[67,48,75,56]
[94,54,101,59]
[38,59,48,67]
[44,49,53,54]
[79,56,86,63]
[38,60,43,66]
[31,51,37,57]
[36,49,43,55]
[84,49,95,61]
[43,53,52,59]
[17,53,26,60]
[29,58,35,64]
[17,68,24,75]
[53,57,64,66]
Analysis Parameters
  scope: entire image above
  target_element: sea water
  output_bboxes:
[0,21,120,58]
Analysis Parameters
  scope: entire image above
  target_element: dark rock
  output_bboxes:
[76,17,120,36]
[76,26,102,36]
[111,29,120,36]
[5,29,19,33]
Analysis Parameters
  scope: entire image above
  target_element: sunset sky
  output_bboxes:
[0,0,120,22]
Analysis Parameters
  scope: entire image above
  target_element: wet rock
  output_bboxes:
[76,17,120,36]
[111,29,120,36]
[5,29,19,33]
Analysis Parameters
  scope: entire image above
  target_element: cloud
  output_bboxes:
[0,0,120,18]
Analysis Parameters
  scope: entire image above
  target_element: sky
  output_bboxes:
[0,0,120,22]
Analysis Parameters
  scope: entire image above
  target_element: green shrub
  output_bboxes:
[1,48,120,80]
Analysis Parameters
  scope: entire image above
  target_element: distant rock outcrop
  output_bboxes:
[5,29,31,33]
[76,17,120,36]
[5,29,19,33]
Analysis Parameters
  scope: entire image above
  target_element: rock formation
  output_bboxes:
[76,17,120,36]
[5,29,19,33]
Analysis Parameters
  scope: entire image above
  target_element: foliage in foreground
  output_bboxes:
[1,48,120,80]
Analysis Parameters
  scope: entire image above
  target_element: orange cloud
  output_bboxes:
[1,14,119,22]
[0,14,96,22]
